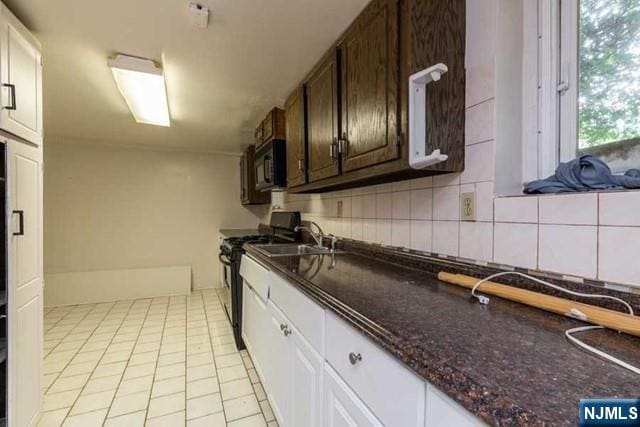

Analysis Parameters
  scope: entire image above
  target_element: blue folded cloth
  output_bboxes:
[524,155,640,194]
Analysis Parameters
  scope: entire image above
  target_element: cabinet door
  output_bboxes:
[323,364,382,427]
[285,87,306,188]
[7,140,43,427]
[241,284,270,385]
[0,8,42,146]
[339,0,399,173]
[305,51,340,182]
[290,326,323,427]
[265,301,292,426]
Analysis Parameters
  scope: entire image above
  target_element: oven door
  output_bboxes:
[218,251,233,320]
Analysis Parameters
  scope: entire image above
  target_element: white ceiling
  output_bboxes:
[5,0,368,153]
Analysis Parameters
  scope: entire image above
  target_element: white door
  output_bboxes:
[7,139,43,427]
[0,6,43,146]
[265,301,292,426]
[290,325,323,427]
[323,364,382,427]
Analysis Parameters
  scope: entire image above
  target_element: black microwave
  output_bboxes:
[255,140,287,191]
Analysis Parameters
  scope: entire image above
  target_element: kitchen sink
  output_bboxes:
[252,243,339,257]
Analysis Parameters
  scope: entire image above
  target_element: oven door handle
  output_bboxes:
[219,252,232,266]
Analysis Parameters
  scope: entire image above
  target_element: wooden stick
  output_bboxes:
[437,272,640,338]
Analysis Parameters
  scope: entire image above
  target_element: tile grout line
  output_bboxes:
[201,290,229,424]
[43,302,117,398]
[54,300,135,422]
[91,299,151,424]
[141,296,176,424]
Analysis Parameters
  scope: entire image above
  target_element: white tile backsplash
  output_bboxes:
[432,221,459,257]
[599,191,640,226]
[376,193,392,219]
[391,220,411,248]
[466,62,495,107]
[465,99,495,145]
[493,222,538,269]
[376,219,392,245]
[538,194,597,225]
[475,181,495,221]
[433,173,461,188]
[363,219,376,243]
[459,222,493,262]
[351,196,364,219]
[410,220,432,252]
[363,194,376,219]
[494,196,538,223]
[410,189,433,220]
[392,191,411,220]
[598,226,640,286]
[538,225,597,278]
[433,186,461,221]
[461,140,495,184]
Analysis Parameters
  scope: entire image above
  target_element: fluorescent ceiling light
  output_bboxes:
[108,54,170,127]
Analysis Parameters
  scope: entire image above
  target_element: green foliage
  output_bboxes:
[579,0,640,148]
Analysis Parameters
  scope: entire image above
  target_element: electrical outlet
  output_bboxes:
[461,192,476,221]
[337,200,343,218]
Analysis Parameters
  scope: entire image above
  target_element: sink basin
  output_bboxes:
[252,243,338,257]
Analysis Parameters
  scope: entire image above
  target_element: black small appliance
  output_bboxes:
[254,140,287,191]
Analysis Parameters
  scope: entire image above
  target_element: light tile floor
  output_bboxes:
[39,289,278,427]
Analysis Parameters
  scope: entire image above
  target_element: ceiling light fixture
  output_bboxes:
[108,54,171,127]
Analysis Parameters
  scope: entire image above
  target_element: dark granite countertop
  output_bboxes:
[244,244,640,426]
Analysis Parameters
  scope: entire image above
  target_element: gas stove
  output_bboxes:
[218,211,301,350]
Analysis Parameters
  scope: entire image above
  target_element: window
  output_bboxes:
[524,0,640,181]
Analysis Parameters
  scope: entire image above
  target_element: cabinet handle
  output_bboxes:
[330,138,338,160]
[2,84,16,110]
[12,210,24,236]
[338,133,348,155]
[348,352,362,365]
[298,159,304,172]
[280,324,292,336]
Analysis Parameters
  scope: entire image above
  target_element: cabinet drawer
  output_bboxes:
[325,312,425,427]
[269,272,324,354]
[240,255,269,301]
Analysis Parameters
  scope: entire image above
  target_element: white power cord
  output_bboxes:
[470,271,639,376]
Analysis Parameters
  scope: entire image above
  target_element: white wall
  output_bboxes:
[44,142,266,299]
[268,0,640,292]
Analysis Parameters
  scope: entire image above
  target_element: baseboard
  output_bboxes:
[44,265,192,307]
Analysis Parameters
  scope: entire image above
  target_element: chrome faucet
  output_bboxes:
[294,222,325,248]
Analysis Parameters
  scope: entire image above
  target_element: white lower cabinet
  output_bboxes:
[264,301,291,425]
[264,300,324,427]
[241,256,485,427]
[241,283,270,383]
[7,138,43,427]
[289,312,324,427]
[323,364,382,427]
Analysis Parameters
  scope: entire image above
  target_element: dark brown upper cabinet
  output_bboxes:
[285,87,307,188]
[304,50,340,183]
[240,146,271,205]
[339,0,400,173]
[283,0,465,193]
[256,108,285,149]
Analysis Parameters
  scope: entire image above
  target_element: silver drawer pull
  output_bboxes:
[348,352,362,365]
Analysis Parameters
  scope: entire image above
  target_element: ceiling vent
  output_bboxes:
[188,3,209,29]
